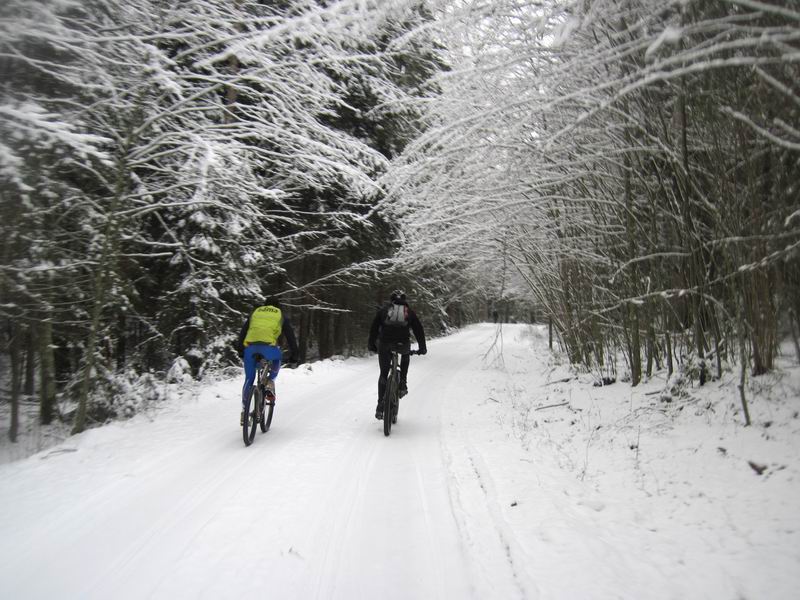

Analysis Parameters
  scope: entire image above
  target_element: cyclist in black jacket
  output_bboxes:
[367,289,427,419]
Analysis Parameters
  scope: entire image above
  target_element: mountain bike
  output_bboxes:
[242,355,276,446]
[383,343,419,437]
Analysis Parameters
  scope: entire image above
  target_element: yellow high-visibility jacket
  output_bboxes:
[243,305,283,346]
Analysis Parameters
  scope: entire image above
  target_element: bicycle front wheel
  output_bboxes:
[243,386,259,446]
[260,388,274,432]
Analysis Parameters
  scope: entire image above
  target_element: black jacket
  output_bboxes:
[368,301,426,353]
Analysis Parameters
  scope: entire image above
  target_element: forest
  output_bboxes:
[2,0,798,438]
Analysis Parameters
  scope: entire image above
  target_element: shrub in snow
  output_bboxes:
[684,356,708,384]
[73,370,170,424]
[195,334,241,380]
[167,357,193,384]
[659,371,695,406]
[592,376,616,387]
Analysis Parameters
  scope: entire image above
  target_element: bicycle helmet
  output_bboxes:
[390,289,406,303]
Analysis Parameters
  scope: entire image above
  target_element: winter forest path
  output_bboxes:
[1,324,798,599]
[0,325,514,599]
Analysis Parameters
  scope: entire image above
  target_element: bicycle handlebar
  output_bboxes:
[384,343,424,356]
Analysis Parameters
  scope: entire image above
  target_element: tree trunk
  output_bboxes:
[711,308,723,380]
[629,305,641,386]
[333,311,347,356]
[317,311,332,360]
[790,309,800,365]
[39,320,57,425]
[74,151,129,435]
[298,308,310,364]
[332,287,348,355]
[737,295,752,426]
[664,329,674,378]
[24,324,36,396]
[8,322,21,442]
[676,61,708,385]
[623,158,641,386]
[645,322,655,378]
[116,311,127,371]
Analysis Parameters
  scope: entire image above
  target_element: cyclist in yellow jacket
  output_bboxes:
[235,299,298,417]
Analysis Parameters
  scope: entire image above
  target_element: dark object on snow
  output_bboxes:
[545,376,576,385]
[534,401,569,411]
[592,377,616,387]
[747,460,768,475]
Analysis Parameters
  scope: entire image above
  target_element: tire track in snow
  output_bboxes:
[434,326,541,599]
[413,457,448,600]
[414,326,509,599]
[467,446,540,599]
[311,433,381,599]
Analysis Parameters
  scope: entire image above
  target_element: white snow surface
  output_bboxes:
[1,324,799,599]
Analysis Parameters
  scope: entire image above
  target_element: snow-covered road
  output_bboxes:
[2,324,799,599]
[0,326,502,599]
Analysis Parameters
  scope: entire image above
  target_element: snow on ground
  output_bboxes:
[1,323,799,599]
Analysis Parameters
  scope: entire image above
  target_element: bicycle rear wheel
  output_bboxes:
[242,385,259,446]
[383,372,396,437]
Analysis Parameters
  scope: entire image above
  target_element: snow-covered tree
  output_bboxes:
[1,0,448,434]
[383,0,800,390]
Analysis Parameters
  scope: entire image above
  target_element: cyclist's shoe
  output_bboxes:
[375,402,383,420]
[265,378,276,400]
[399,381,408,398]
